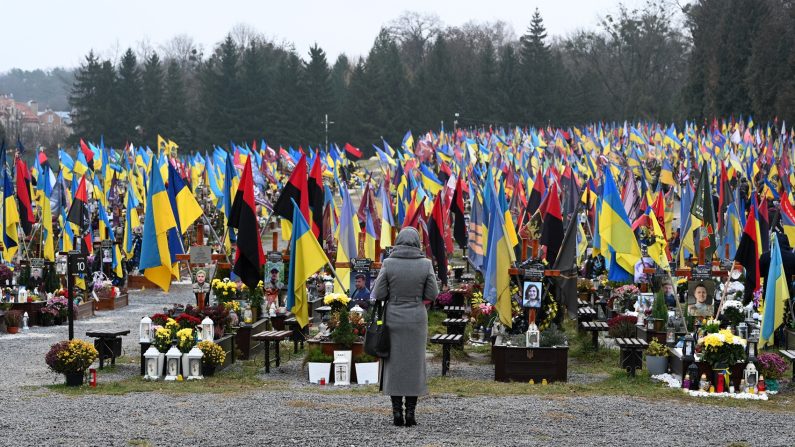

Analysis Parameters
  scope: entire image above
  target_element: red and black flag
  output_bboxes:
[540,182,564,265]
[717,162,731,230]
[758,195,770,252]
[15,158,34,236]
[229,157,265,289]
[428,193,448,285]
[307,153,324,244]
[735,200,761,304]
[79,138,94,165]
[272,154,309,240]
[450,176,467,249]
[66,175,92,254]
[525,166,545,221]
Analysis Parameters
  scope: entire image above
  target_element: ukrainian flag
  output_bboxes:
[598,167,641,276]
[760,235,788,348]
[97,200,124,278]
[287,199,330,328]
[483,184,515,328]
[420,164,444,195]
[2,170,19,262]
[123,185,140,260]
[139,159,178,292]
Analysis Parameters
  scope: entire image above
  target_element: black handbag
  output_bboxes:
[364,300,390,358]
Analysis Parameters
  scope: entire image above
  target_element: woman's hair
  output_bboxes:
[525,284,539,298]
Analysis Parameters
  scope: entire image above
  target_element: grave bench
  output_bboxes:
[443,306,467,318]
[576,306,597,327]
[430,333,463,376]
[579,321,609,350]
[442,318,468,336]
[615,337,649,377]
[86,330,130,369]
[284,317,307,354]
[779,350,795,381]
[252,330,293,373]
[577,299,589,308]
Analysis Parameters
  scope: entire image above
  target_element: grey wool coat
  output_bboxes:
[372,227,439,397]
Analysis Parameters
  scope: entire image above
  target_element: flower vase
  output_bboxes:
[765,378,779,392]
[65,372,84,387]
[181,353,190,377]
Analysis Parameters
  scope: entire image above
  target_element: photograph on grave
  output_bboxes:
[687,280,716,317]
[349,258,372,308]
[523,281,543,308]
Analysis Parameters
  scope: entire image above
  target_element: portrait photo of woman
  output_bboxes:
[523,281,543,308]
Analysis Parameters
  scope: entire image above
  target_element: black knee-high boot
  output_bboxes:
[390,396,404,426]
[404,396,417,427]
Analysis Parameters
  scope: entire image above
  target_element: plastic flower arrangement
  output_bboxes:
[699,329,746,368]
[612,284,640,311]
[323,292,350,312]
[153,327,173,353]
[197,341,225,366]
[177,328,195,353]
[45,339,98,374]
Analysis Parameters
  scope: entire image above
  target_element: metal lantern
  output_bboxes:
[55,254,68,275]
[164,346,182,381]
[526,323,540,348]
[743,363,758,391]
[139,316,152,343]
[687,362,700,390]
[186,346,204,380]
[143,346,162,380]
[746,337,758,363]
[682,334,696,361]
[693,319,701,339]
[738,322,748,340]
[350,304,364,316]
[201,317,214,342]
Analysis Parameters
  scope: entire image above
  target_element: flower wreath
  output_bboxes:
[535,282,558,331]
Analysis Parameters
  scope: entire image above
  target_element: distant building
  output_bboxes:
[0,94,72,148]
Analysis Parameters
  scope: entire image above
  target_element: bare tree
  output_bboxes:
[160,34,203,69]
[387,11,443,71]
[230,23,263,48]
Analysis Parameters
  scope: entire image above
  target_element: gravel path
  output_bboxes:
[1,285,794,447]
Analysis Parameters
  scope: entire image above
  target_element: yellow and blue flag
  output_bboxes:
[760,234,789,348]
[286,199,330,328]
[139,159,179,292]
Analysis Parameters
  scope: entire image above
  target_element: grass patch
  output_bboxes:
[46,360,289,396]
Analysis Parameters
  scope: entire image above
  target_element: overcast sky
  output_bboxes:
[1,0,650,72]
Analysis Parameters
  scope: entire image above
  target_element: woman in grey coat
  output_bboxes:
[372,227,439,427]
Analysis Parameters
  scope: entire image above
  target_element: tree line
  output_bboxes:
[66,0,795,154]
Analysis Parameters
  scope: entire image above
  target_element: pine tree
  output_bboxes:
[238,41,270,144]
[162,59,191,147]
[68,51,103,143]
[329,54,351,144]
[496,44,522,125]
[199,35,242,145]
[303,44,333,148]
[115,48,142,144]
[519,8,552,124]
[141,52,165,145]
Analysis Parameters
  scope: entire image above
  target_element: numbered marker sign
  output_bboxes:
[71,255,87,274]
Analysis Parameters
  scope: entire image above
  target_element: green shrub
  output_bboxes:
[651,292,669,320]
[305,347,333,363]
[539,324,568,347]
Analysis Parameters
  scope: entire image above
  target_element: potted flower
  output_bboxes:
[756,353,788,392]
[305,347,333,384]
[331,308,356,348]
[45,339,99,386]
[607,314,638,339]
[645,339,669,376]
[436,291,453,308]
[612,284,640,312]
[152,327,172,375]
[4,310,22,334]
[720,300,745,328]
[197,341,226,376]
[323,292,350,313]
[649,292,669,332]
[40,305,58,326]
[354,353,379,385]
[175,313,202,330]
[699,329,747,389]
